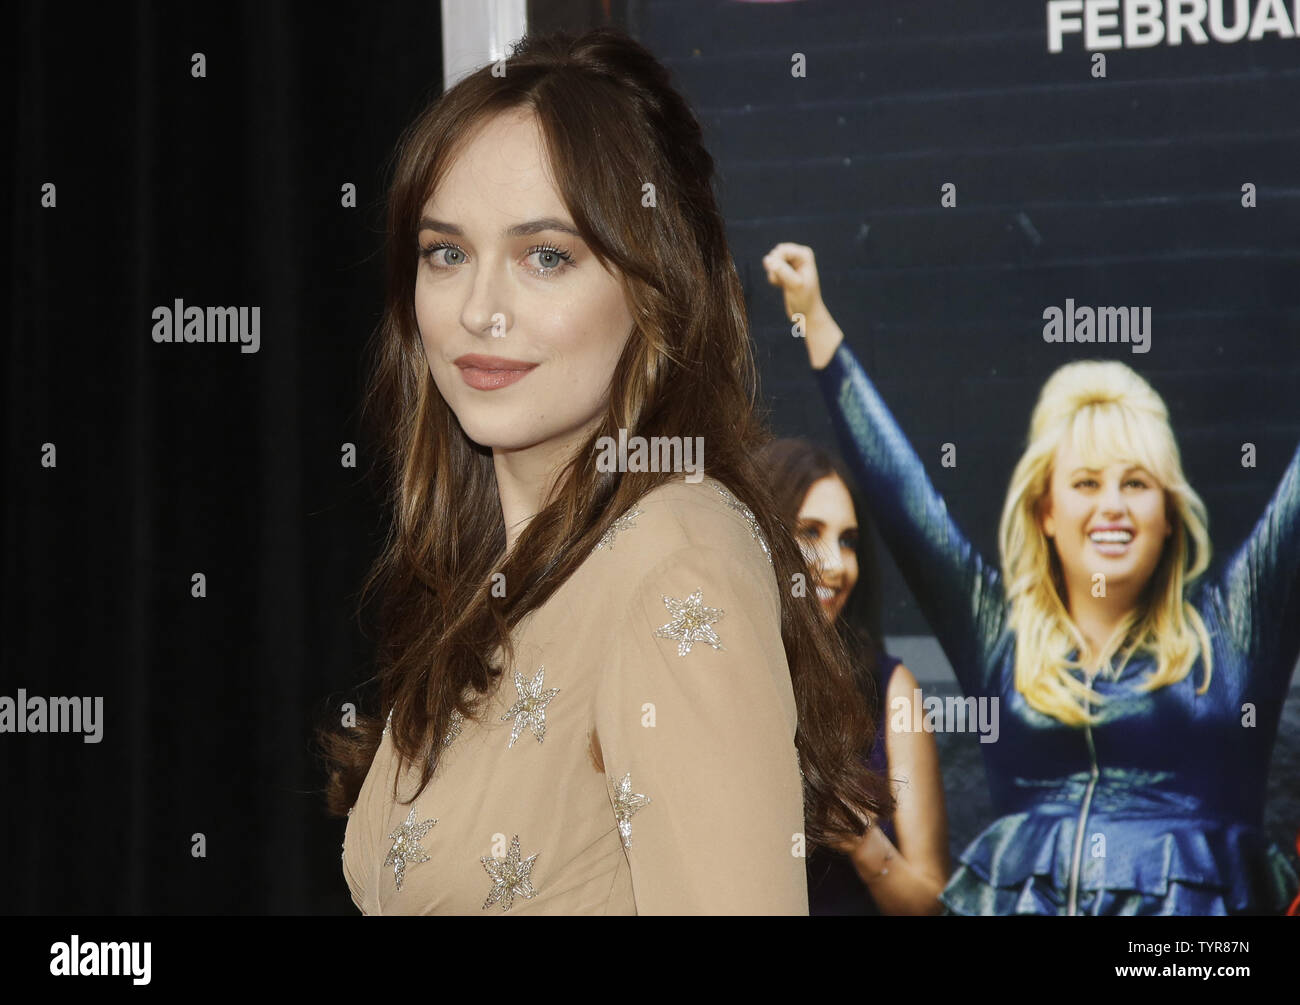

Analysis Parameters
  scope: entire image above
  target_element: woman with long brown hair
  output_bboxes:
[320,28,892,915]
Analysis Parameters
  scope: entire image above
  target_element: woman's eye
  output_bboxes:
[419,243,465,267]
[840,533,858,552]
[418,243,573,275]
[1074,479,1098,489]
[525,245,574,275]
[1126,478,1149,489]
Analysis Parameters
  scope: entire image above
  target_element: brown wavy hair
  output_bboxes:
[318,26,893,849]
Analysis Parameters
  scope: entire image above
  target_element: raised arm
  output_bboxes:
[762,244,1005,694]
[1219,438,1300,689]
[817,338,1006,693]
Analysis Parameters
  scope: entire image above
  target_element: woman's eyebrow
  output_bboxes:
[418,216,580,238]
[1067,465,1149,476]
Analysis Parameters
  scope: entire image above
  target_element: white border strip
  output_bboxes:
[441,0,529,91]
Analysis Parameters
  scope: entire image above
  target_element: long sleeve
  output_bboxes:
[1216,438,1300,692]
[592,539,808,915]
[815,340,1007,695]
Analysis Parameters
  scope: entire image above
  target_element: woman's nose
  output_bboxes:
[1098,480,1125,516]
[461,262,511,336]
[818,541,844,575]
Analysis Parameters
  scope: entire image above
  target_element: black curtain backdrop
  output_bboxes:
[8,1,444,914]
[6,0,1299,917]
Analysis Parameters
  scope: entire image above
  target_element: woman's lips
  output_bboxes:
[454,354,538,391]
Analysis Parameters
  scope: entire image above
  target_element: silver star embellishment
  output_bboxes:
[610,772,651,848]
[500,667,560,747]
[712,482,772,565]
[655,589,725,656]
[443,708,464,748]
[594,508,643,551]
[481,834,539,911]
[383,806,437,891]
[382,708,393,735]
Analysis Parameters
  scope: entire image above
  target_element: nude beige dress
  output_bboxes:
[341,475,808,914]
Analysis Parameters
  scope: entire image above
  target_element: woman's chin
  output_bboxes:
[456,420,545,454]
[1064,555,1160,595]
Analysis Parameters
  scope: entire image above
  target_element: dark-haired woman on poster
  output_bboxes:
[760,438,950,914]
[318,29,894,916]
[764,242,1300,915]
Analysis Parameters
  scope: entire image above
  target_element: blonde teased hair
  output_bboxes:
[998,360,1213,726]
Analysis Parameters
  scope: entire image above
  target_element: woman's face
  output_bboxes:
[1040,437,1172,599]
[414,107,635,456]
[795,474,859,621]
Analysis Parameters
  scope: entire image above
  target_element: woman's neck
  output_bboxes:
[493,418,602,554]
[1064,579,1142,672]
